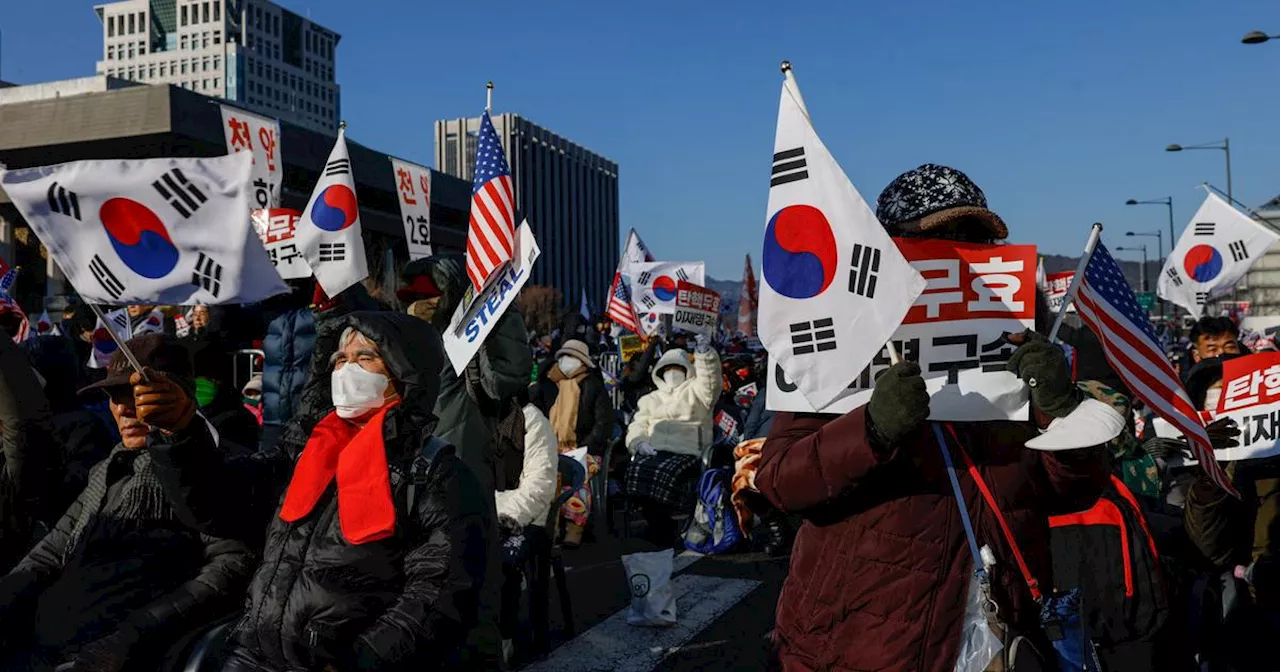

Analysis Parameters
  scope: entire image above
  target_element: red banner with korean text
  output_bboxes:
[768,240,1036,422]
[389,158,433,260]
[220,105,281,211]
[673,280,721,337]
[251,208,311,280]
[1153,352,1280,462]
[1044,271,1076,313]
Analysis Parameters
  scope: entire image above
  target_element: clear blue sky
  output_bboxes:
[3,1,1279,280]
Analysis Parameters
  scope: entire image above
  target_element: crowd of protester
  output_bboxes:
[0,168,1277,671]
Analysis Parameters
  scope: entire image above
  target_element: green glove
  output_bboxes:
[1006,331,1081,418]
[867,362,930,447]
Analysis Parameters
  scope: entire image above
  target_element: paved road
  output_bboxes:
[511,533,787,672]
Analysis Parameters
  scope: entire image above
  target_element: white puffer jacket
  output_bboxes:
[626,347,721,457]
[495,405,559,527]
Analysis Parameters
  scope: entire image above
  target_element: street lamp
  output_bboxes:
[1242,30,1280,44]
[1127,230,1165,317]
[1126,197,1175,245]
[1116,245,1150,293]
[1166,139,1232,204]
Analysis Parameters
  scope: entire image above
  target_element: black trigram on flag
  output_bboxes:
[790,318,837,355]
[319,242,346,262]
[1194,222,1215,236]
[191,252,224,298]
[1229,240,1250,262]
[324,158,351,177]
[1165,267,1183,288]
[636,271,653,285]
[771,147,808,187]
[89,254,124,300]
[152,168,207,218]
[676,267,690,282]
[46,182,81,220]
[849,244,881,298]
[640,295,657,310]
[1196,292,1209,306]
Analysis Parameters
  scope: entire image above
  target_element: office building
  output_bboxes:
[435,113,619,311]
[93,0,340,133]
[0,83,469,311]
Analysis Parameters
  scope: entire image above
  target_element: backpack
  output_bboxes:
[404,436,452,513]
[1048,475,1169,645]
[682,467,742,555]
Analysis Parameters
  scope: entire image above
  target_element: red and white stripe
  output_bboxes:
[1075,281,1238,497]
[606,271,640,334]
[465,174,515,291]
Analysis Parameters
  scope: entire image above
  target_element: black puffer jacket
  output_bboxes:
[0,331,53,571]
[533,365,614,455]
[154,312,492,671]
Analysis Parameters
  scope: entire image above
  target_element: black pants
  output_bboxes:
[498,525,549,641]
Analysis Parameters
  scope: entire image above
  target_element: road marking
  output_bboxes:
[522,574,761,672]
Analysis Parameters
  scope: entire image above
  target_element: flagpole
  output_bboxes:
[1198,181,1280,232]
[780,60,811,122]
[86,303,149,381]
[486,81,493,112]
[1048,222,1104,343]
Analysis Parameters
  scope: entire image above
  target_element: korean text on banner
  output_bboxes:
[443,221,540,374]
[389,158,432,260]
[631,261,706,315]
[251,208,312,280]
[767,239,1036,422]
[1045,271,1076,313]
[220,105,281,210]
[0,153,287,305]
[672,281,721,336]
[1213,352,1280,461]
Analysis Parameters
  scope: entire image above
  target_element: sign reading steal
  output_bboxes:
[672,281,721,336]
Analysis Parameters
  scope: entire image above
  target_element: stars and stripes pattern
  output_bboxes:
[1074,242,1238,496]
[465,112,516,292]
[0,267,18,295]
[607,271,641,334]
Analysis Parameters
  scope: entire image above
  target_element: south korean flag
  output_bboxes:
[758,67,925,409]
[629,261,705,315]
[0,153,286,305]
[1158,193,1280,318]
[296,126,369,297]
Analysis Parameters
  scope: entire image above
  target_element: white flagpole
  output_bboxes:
[780,60,810,122]
[486,81,493,112]
[1048,222,1105,343]
[86,303,149,381]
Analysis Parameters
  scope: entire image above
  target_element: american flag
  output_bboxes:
[0,267,18,295]
[0,293,28,343]
[606,271,641,334]
[464,112,516,291]
[1074,242,1237,496]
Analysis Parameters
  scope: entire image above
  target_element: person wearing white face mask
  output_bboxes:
[141,313,494,670]
[534,339,613,547]
[624,335,721,544]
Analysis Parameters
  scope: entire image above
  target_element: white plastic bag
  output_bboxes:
[621,549,677,627]
[954,571,1003,672]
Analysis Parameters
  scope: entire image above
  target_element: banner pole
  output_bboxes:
[1049,222,1104,343]
[86,303,149,381]
[779,60,810,122]
[486,81,493,112]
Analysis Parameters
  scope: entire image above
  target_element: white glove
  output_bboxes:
[635,441,658,456]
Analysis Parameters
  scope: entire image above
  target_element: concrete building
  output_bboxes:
[435,113,619,312]
[1237,197,1280,323]
[0,83,467,312]
[94,0,340,134]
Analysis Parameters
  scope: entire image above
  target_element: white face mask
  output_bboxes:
[663,369,687,388]
[559,356,583,377]
[1203,386,1222,412]
[331,363,391,419]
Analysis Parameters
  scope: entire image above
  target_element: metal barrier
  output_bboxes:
[598,352,623,409]
[233,349,265,393]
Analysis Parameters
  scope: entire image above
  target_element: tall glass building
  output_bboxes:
[434,113,619,314]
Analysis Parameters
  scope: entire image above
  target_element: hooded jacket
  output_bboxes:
[495,406,558,528]
[626,348,721,457]
[153,312,492,671]
[401,254,532,497]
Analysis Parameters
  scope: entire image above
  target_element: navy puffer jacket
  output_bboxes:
[260,307,316,451]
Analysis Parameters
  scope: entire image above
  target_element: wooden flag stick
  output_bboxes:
[1048,222,1104,344]
[86,303,149,381]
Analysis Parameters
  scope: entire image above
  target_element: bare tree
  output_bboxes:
[517,285,563,335]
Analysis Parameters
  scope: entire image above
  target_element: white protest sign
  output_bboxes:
[672,280,721,337]
[220,105,281,210]
[1044,271,1076,313]
[767,239,1035,422]
[389,158,433,260]
[443,221,540,374]
[251,208,312,280]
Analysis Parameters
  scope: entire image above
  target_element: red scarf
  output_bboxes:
[278,402,399,544]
